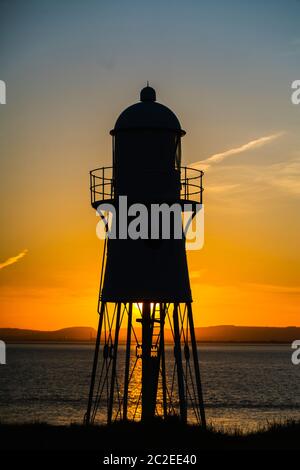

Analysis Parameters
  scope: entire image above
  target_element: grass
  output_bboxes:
[0,419,300,452]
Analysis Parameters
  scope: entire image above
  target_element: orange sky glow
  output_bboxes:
[0,2,299,331]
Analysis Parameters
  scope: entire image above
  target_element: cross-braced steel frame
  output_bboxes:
[85,300,206,427]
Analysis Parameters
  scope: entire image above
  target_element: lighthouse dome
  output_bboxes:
[111,86,185,135]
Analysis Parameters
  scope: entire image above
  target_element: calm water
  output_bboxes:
[0,343,299,431]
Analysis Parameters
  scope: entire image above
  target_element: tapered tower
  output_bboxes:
[85,86,206,426]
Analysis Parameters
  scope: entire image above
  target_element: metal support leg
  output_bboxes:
[187,302,206,429]
[141,302,155,421]
[173,303,187,424]
[108,302,122,424]
[123,303,132,420]
[85,301,105,424]
[160,303,168,419]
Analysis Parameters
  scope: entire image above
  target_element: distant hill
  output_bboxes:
[0,327,96,342]
[0,325,299,343]
[194,325,300,343]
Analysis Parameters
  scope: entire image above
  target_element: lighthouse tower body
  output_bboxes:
[103,86,191,302]
[86,87,206,426]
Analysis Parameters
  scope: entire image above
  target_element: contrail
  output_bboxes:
[192,132,283,169]
[0,249,28,270]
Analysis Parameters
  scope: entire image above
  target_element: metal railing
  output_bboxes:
[90,166,114,206]
[90,165,203,206]
[180,166,204,204]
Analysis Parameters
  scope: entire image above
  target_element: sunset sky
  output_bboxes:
[0,0,299,330]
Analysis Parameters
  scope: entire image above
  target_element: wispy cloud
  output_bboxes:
[191,132,284,170]
[190,269,207,280]
[244,283,300,295]
[208,183,241,193]
[0,249,28,270]
[213,156,300,197]
[258,157,300,195]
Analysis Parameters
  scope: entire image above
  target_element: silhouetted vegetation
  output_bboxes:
[0,419,299,453]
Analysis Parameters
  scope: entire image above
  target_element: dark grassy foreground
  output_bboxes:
[0,419,300,454]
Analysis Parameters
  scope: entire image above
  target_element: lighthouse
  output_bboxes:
[85,86,206,427]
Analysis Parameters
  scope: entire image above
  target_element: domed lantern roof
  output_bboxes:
[110,86,185,135]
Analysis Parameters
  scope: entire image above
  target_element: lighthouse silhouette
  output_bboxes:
[85,86,206,427]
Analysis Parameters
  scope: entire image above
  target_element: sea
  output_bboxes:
[0,343,300,432]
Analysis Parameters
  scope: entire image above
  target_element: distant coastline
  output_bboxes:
[1,325,299,344]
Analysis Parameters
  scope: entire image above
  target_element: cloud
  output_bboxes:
[244,283,300,295]
[190,269,207,280]
[208,183,241,193]
[189,131,299,199]
[191,132,284,170]
[258,157,300,195]
[0,249,28,270]
[195,281,300,295]
[213,157,300,198]
[220,156,300,194]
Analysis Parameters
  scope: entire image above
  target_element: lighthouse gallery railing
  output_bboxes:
[90,166,203,206]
